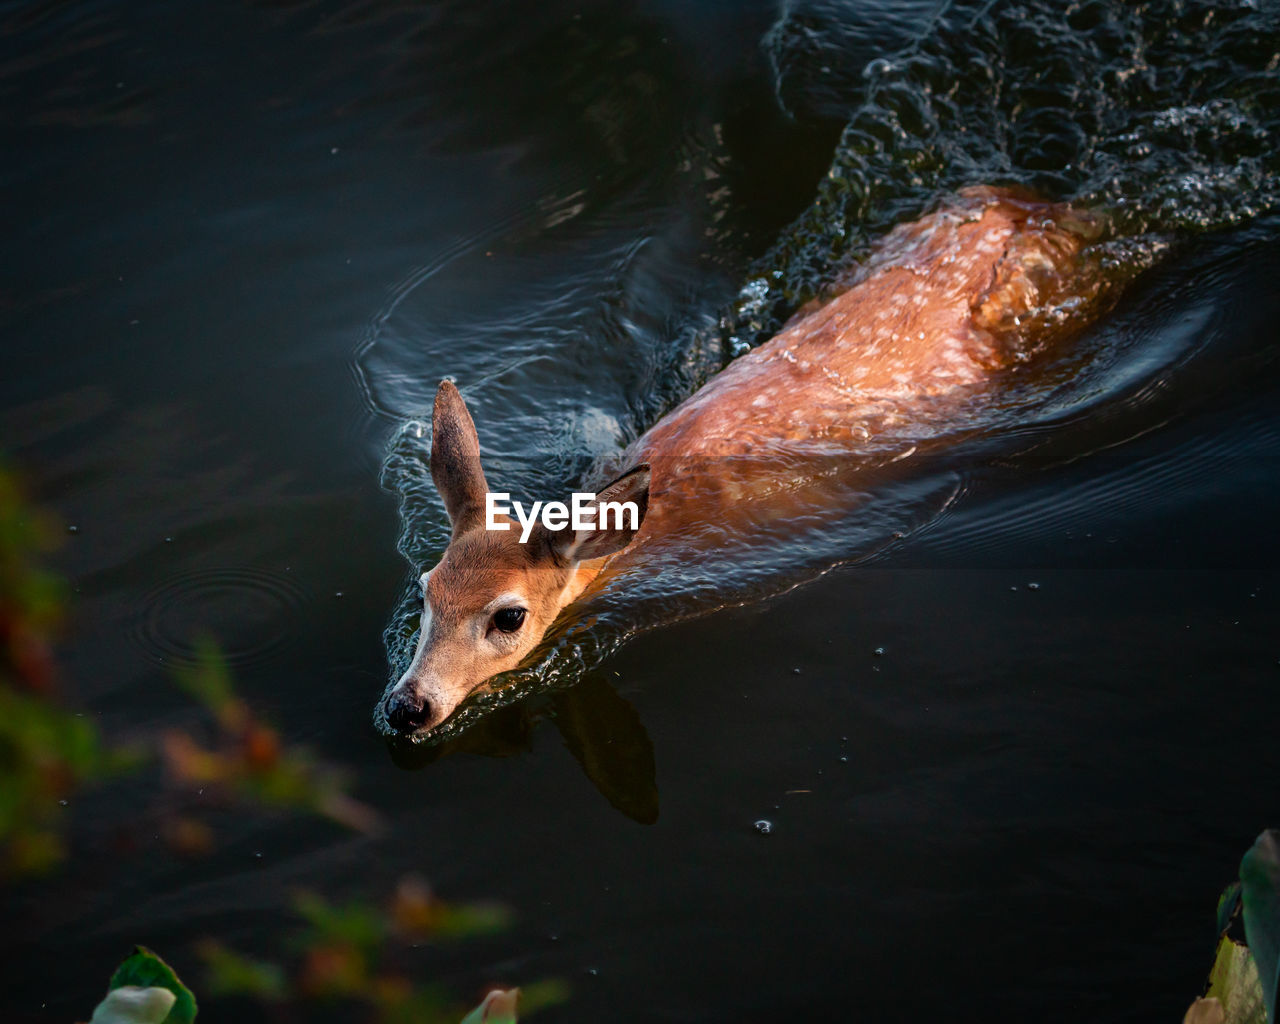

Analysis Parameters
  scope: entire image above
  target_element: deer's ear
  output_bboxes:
[549,464,650,563]
[430,380,489,535]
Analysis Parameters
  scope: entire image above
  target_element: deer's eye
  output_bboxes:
[492,607,526,633]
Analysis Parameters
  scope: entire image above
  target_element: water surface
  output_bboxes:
[3,0,1279,1020]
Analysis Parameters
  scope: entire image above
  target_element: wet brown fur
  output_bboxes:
[391,187,1118,732]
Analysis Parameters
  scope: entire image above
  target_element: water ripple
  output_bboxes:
[129,566,311,668]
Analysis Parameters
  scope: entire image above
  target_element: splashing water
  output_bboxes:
[729,0,1280,350]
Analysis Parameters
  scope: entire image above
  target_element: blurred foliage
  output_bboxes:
[1185,831,1280,1024]
[87,986,177,1024]
[163,636,381,836]
[0,462,121,874]
[105,948,198,1024]
[1241,832,1280,1023]
[1,462,378,876]
[196,876,566,1023]
[2,462,556,1021]
[82,931,549,1024]
[459,989,520,1024]
[0,461,64,686]
[1188,935,1267,1024]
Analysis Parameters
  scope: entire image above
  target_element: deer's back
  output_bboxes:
[612,187,1111,533]
[636,187,1106,461]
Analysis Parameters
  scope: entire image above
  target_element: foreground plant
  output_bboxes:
[6,463,556,1021]
[1185,830,1280,1024]
[83,948,195,1024]
[163,637,381,837]
[82,927,556,1024]
[2,462,380,873]
[0,463,126,874]
[197,875,566,1023]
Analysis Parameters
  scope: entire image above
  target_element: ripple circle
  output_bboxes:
[131,566,311,668]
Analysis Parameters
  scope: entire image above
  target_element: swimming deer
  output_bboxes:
[380,186,1114,737]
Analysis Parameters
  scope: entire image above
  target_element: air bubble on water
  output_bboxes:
[873,647,885,656]
[66,525,78,534]
[1028,582,1041,590]
[754,819,773,835]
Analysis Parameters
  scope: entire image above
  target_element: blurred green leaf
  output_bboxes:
[293,890,387,954]
[172,638,240,727]
[0,682,111,874]
[430,901,513,939]
[196,940,287,1000]
[1241,830,1280,1024]
[515,979,570,1017]
[164,640,381,836]
[1,461,538,1021]
[459,988,519,1024]
[88,987,177,1024]
[0,461,134,876]
[372,982,462,1024]
[4,828,63,875]
[109,947,197,1024]
[1221,883,1245,935]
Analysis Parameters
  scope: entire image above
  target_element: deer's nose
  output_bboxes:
[386,691,433,733]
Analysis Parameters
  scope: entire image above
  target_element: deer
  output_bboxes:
[378,186,1116,738]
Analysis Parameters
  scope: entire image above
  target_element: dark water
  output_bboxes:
[3,0,1280,1020]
